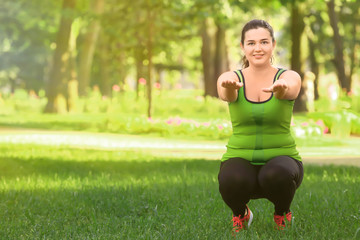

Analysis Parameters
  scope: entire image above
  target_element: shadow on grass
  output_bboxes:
[0,155,220,179]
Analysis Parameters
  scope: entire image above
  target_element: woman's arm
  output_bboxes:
[262,70,301,100]
[217,71,243,102]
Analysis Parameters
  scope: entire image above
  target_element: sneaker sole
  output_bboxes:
[247,210,253,228]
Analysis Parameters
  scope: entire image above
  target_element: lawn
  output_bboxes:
[0,144,359,239]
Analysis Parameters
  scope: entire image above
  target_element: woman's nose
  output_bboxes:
[254,43,261,51]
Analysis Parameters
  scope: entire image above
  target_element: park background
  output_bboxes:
[0,0,360,239]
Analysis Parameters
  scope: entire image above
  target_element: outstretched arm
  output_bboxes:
[262,70,301,100]
[217,71,243,102]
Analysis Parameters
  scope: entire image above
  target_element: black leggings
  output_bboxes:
[218,156,303,216]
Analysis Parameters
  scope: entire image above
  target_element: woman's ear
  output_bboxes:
[273,40,276,48]
[240,42,244,50]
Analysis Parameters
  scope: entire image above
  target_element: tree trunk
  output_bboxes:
[327,0,350,92]
[98,32,111,97]
[201,18,216,98]
[44,0,76,113]
[135,46,145,100]
[67,19,81,112]
[213,22,229,98]
[290,3,307,112]
[78,0,105,96]
[9,77,15,94]
[348,18,357,90]
[135,9,146,100]
[308,37,320,100]
[117,46,127,93]
[146,5,153,118]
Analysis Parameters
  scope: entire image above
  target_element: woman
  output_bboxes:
[217,19,303,233]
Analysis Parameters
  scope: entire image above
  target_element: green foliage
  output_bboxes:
[0,89,46,115]
[307,110,360,137]
[1,88,360,140]
[291,117,326,139]
[0,144,359,239]
[0,0,359,98]
[0,0,61,91]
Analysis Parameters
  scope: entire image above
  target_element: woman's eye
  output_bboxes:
[261,41,268,44]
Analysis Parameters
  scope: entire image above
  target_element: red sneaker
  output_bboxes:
[232,205,253,232]
[274,212,292,230]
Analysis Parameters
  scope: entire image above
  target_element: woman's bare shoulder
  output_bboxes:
[218,70,239,81]
[279,69,301,80]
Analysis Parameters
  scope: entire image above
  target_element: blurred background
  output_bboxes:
[0,0,359,141]
[1,2,360,238]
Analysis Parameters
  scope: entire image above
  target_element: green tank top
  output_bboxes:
[221,68,302,165]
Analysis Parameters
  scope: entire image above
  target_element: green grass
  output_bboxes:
[0,144,359,239]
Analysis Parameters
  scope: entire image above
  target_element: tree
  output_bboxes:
[326,0,350,92]
[304,10,323,100]
[102,0,201,117]
[214,22,230,86]
[44,0,76,113]
[200,17,216,98]
[145,0,155,118]
[97,30,111,97]
[289,1,307,112]
[202,19,230,98]
[0,0,61,93]
[67,19,81,112]
[195,0,233,98]
[338,0,360,92]
[77,0,105,96]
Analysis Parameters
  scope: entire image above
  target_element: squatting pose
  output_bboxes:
[217,19,304,233]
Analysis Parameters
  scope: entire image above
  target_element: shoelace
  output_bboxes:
[232,215,246,232]
[274,215,286,227]
[274,212,291,229]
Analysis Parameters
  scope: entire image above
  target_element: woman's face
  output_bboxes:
[241,27,275,67]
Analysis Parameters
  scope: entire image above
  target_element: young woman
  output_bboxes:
[217,19,304,233]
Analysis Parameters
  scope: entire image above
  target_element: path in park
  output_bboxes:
[0,127,359,167]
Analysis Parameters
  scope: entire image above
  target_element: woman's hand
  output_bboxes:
[262,79,289,99]
[262,70,301,100]
[217,71,242,102]
[221,79,243,90]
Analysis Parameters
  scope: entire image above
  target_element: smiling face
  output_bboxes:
[241,27,275,68]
